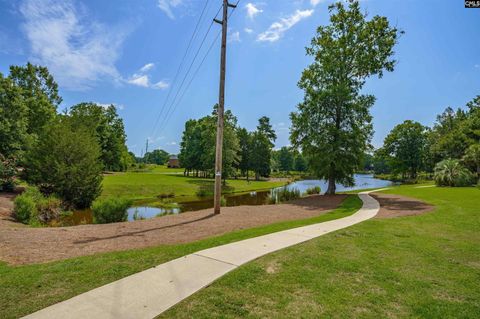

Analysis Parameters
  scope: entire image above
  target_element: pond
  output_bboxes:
[69,174,392,225]
[126,206,180,221]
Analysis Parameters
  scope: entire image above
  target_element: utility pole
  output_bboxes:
[213,0,236,214]
[144,138,149,163]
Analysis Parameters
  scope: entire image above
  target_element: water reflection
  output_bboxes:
[127,206,180,221]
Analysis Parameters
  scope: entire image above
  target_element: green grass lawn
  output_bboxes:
[102,165,286,202]
[0,196,360,319]
[160,185,480,318]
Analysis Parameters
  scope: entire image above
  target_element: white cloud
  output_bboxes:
[166,141,177,146]
[244,27,254,34]
[228,31,241,43]
[245,3,263,20]
[157,0,183,20]
[310,0,324,6]
[126,64,169,90]
[257,9,314,42]
[140,63,155,72]
[127,74,150,87]
[20,0,128,90]
[153,80,169,89]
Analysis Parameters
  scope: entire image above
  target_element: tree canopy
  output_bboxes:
[69,102,131,171]
[379,120,428,179]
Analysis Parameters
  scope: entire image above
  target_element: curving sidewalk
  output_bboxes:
[23,190,385,319]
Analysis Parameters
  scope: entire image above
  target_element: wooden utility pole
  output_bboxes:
[213,0,236,214]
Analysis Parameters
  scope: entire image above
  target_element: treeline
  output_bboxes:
[373,96,479,184]
[271,147,307,173]
[0,63,133,208]
[179,106,282,181]
[142,149,170,165]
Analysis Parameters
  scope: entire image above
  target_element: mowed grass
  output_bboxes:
[102,166,286,202]
[160,186,480,318]
[0,196,361,319]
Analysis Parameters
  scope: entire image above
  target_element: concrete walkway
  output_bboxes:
[23,190,384,319]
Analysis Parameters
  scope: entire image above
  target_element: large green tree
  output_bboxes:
[179,106,240,180]
[429,97,480,163]
[8,63,61,137]
[69,103,129,171]
[381,120,428,180]
[250,116,276,180]
[278,146,294,172]
[0,74,28,159]
[23,117,103,209]
[290,0,401,194]
[236,127,252,180]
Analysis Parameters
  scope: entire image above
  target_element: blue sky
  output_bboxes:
[0,0,479,156]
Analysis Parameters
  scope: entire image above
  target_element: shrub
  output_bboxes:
[36,196,62,224]
[305,186,321,195]
[271,187,301,203]
[196,187,213,197]
[434,159,474,187]
[23,118,103,209]
[14,187,63,225]
[92,198,132,224]
[14,187,41,224]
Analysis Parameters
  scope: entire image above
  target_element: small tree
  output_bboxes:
[23,117,103,208]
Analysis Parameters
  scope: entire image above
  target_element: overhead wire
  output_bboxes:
[153,1,241,138]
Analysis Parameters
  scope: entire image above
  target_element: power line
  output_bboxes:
[152,5,223,138]
[149,0,212,138]
[153,2,240,138]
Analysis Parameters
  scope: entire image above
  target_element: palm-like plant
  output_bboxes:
[434,159,474,187]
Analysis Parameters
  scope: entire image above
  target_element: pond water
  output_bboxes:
[126,206,180,221]
[282,174,394,194]
[177,174,393,213]
[69,174,392,225]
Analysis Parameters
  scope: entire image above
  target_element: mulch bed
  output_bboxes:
[371,193,435,219]
[0,193,346,265]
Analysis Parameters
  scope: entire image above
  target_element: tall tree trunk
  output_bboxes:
[326,176,336,195]
[246,170,249,182]
[326,163,336,195]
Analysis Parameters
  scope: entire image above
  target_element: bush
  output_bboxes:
[23,118,103,209]
[92,198,132,224]
[271,187,301,203]
[434,159,474,187]
[14,187,63,225]
[14,187,41,224]
[36,196,62,224]
[305,186,321,195]
[196,187,213,197]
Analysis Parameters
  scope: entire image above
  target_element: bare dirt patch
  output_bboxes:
[372,193,434,219]
[0,194,346,265]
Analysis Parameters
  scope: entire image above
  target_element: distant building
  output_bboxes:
[167,155,180,168]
